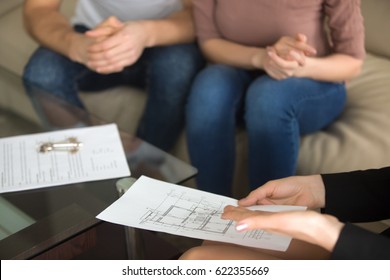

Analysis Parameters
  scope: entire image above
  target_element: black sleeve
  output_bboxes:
[331,223,390,260]
[321,167,390,222]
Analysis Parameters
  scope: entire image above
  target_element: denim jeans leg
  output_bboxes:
[245,76,347,189]
[23,47,88,108]
[22,25,124,129]
[186,65,251,196]
[135,43,205,151]
[22,46,94,129]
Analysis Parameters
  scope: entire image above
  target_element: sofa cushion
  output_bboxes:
[297,53,390,174]
[0,5,37,75]
[80,86,146,134]
[361,0,390,58]
[0,0,77,75]
[0,0,23,17]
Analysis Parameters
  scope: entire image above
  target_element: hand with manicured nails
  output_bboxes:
[221,174,344,252]
[238,174,326,209]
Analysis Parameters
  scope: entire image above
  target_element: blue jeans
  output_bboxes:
[186,64,346,196]
[23,25,205,151]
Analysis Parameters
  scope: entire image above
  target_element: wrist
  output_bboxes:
[310,174,326,208]
[67,32,85,63]
[293,62,308,78]
[294,56,322,79]
[250,48,267,69]
[137,20,156,48]
[313,214,344,251]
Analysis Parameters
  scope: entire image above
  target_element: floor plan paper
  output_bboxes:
[0,124,130,193]
[97,176,306,252]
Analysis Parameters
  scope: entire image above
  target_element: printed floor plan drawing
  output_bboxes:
[140,189,233,235]
[97,176,306,251]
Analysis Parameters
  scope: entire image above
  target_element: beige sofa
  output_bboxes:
[1,0,390,196]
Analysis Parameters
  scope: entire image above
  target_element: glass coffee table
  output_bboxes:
[0,66,197,259]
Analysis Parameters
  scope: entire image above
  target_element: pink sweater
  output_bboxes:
[193,0,365,59]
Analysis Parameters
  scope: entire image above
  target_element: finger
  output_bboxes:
[240,177,299,207]
[88,40,133,61]
[274,35,316,59]
[223,205,248,214]
[88,39,116,53]
[289,50,306,66]
[283,38,316,57]
[221,207,236,220]
[104,16,125,28]
[295,33,307,43]
[238,189,267,207]
[263,48,293,79]
[222,207,251,221]
[294,40,316,56]
[232,210,278,233]
[88,33,129,53]
[238,181,277,207]
[268,50,299,70]
[90,57,127,73]
[88,51,137,73]
[222,205,250,219]
[266,52,296,78]
[268,60,293,79]
[95,16,124,30]
[86,26,118,38]
[222,205,237,214]
[86,17,124,37]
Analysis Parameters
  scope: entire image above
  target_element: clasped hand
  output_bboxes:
[262,33,317,80]
[72,16,148,74]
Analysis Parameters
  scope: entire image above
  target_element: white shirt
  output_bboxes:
[71,0,183,28]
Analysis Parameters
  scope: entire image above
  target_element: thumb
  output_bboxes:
[296,33,307,43]
[238,196,258,207]
[86,17,124,37]
[238,182,275,207]
[105,16,125,28]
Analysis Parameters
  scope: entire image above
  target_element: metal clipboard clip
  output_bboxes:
[38,137,83,154]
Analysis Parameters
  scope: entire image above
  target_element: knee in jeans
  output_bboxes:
[188,65,243,121]
[23,62,62,90]
[23,48,74,91]
[194,65,241,90]
[247,80,292,113]
[152,44,204,76]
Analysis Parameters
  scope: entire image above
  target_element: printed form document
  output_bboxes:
[0,124,130,193]
[97,176,306,251]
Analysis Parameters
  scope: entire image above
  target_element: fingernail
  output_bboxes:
[236,223,249,232]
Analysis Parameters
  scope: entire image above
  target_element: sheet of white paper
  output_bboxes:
[97,176,306,252]
[0,123,130,193]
